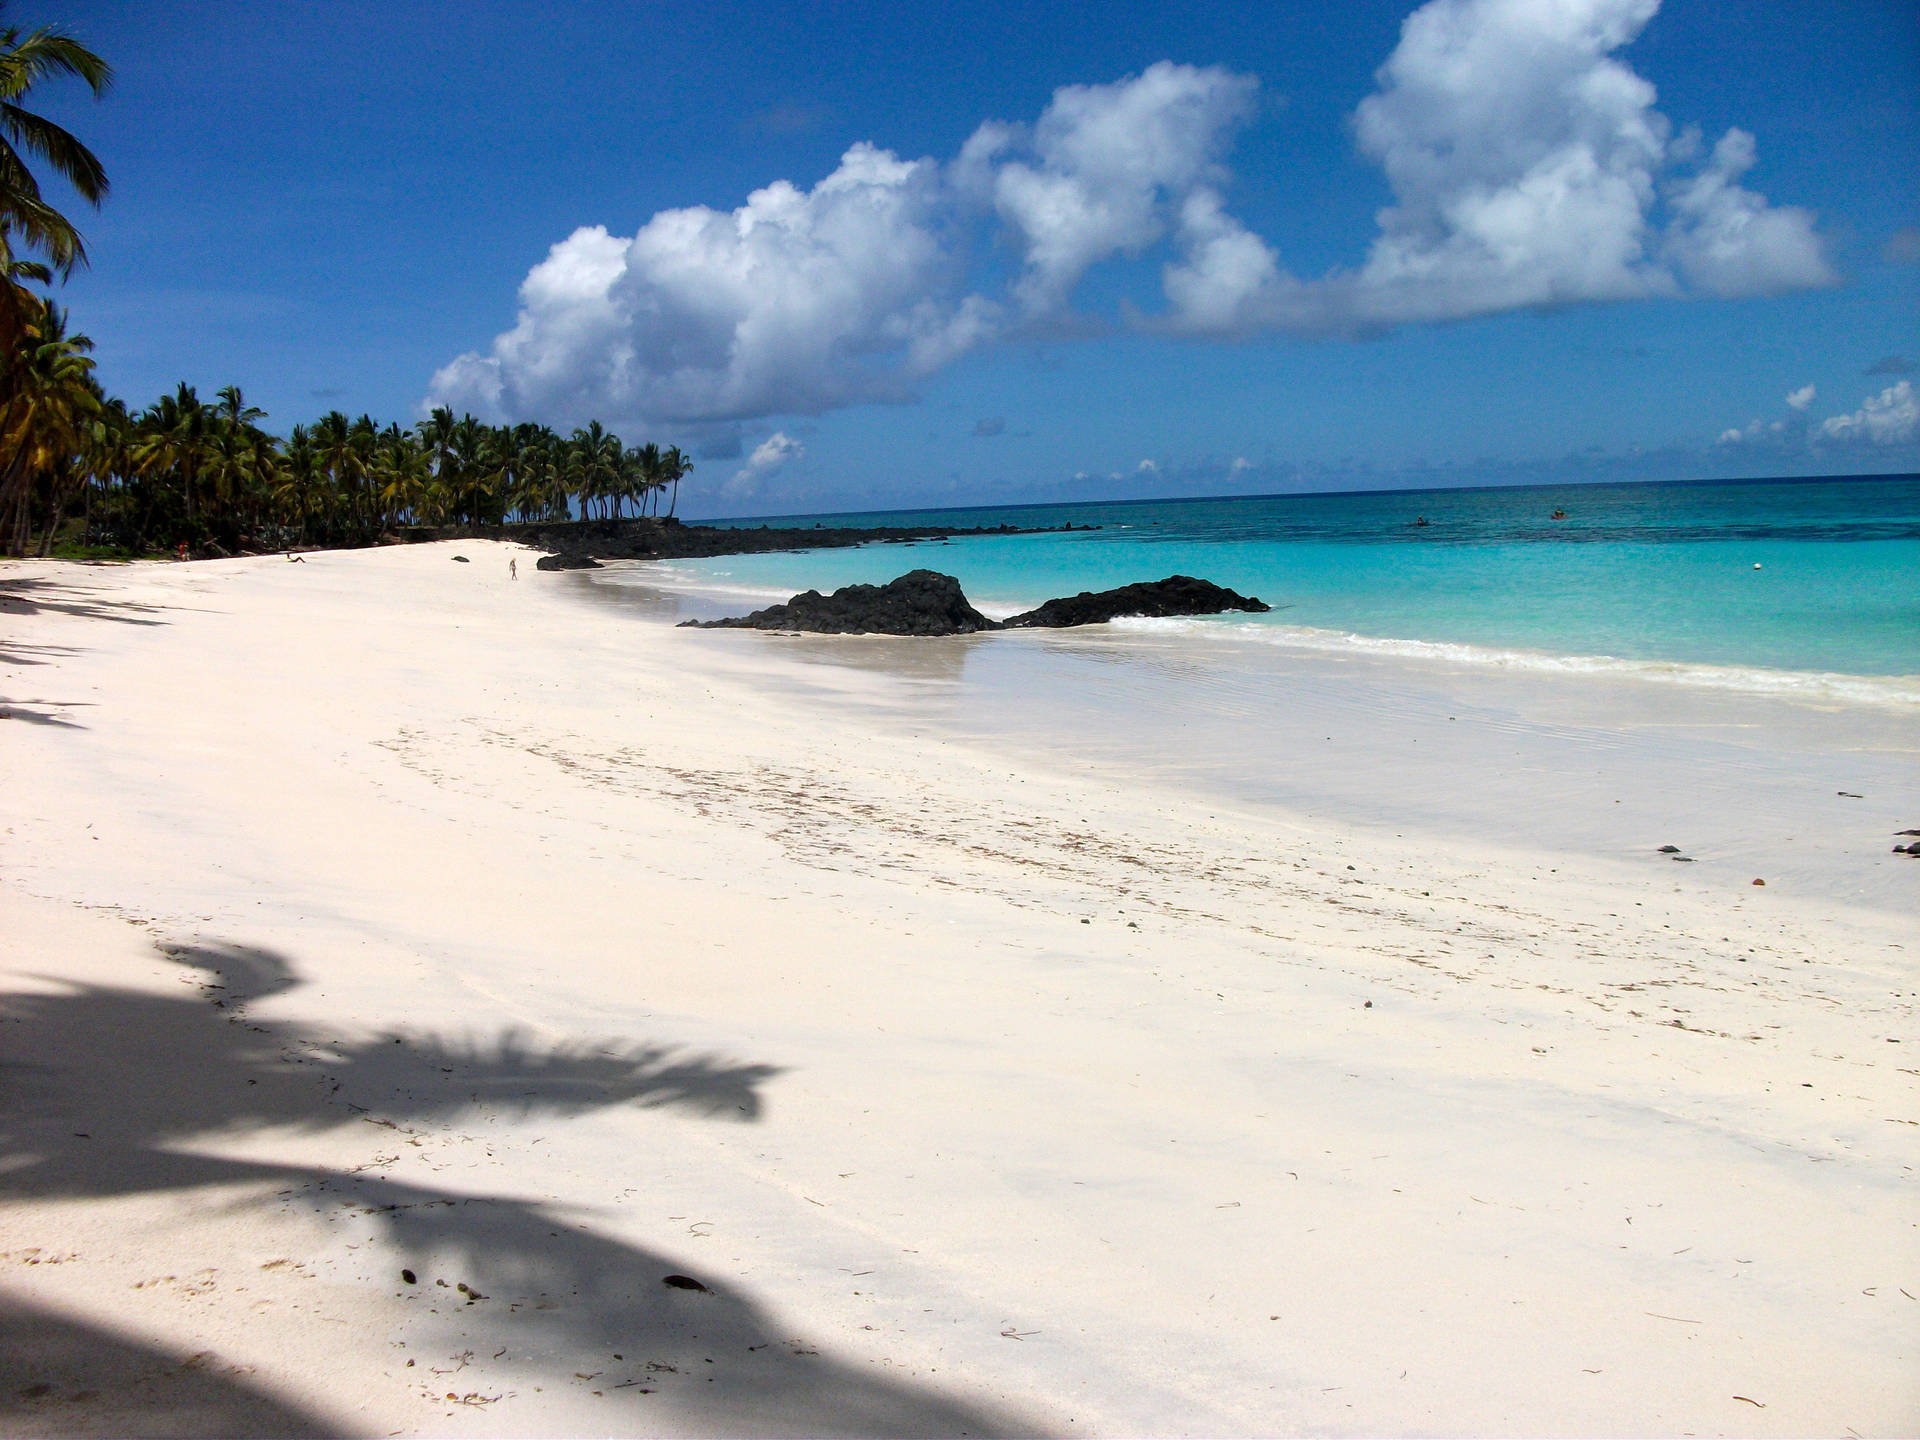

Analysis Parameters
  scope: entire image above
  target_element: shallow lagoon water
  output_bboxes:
[674,475,1920,682]
[591,475,1919,907]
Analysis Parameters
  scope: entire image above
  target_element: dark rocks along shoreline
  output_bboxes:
[481,516,1268,635]
[476,515,1094,572]
[682,570,1270,635]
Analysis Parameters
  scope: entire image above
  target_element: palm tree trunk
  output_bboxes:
[0,447,32,556]
[39,487,66,556]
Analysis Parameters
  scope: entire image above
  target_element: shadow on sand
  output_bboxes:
[1,941,1023,1436]
[0,574,172,629]
[1,572,171,696]
[0,1295,332,1438]
[0,699,89,728]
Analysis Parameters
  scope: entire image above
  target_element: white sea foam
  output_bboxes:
[611,565,800,606]
[1107,616,1920,712]
[610,562,1036,617]
[612,562,1920,713]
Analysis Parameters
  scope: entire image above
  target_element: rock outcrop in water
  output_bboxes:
[679,570,999,636]
[534,552,602,571]
[682,571,1269,636]
[1001,575,1269,628]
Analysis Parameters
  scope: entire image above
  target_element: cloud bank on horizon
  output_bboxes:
[428,0,1832,435]
[1718,378,1917,451]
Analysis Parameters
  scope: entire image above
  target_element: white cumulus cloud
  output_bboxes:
[723,430,805,499]
[1715,416,1786,446]
[431,0,1833,434]
[1163,0,1833,333]
[1785,383,1815,410]
[969,61,1257,315]
[431,144,989,429]
[1662,128,1830,297]
[742,431,803,471]
[1819,381,1917,446]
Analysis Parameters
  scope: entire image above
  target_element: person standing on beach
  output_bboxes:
[510,556,517,580]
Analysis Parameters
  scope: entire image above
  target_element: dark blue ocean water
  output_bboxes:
[677,475,1919,682]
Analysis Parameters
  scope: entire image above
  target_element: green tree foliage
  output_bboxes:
[0,4,112,277]
[1,333,696,555]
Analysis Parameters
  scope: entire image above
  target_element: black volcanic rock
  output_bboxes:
[1001,575,1269,628]
[681,570,998,636]
[535,552,602,571]
[506,515,1067,564]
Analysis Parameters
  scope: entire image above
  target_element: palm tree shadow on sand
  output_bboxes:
[0,574,173,627]
[1,940,1025,1437]
[0,1295,333,1438]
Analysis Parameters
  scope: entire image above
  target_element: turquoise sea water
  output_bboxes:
[676,476,1920,684]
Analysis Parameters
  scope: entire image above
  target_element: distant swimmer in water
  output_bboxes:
[1551,509,1567,520]
[1413,516,1429,527]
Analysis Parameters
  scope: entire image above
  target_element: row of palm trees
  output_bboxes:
[1,10,696,556]
[1,316,695,556]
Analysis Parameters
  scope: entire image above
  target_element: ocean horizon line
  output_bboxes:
[696,468,1920,528]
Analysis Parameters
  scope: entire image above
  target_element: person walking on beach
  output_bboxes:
[510,556,518,580]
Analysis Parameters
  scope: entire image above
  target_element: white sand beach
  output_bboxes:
[2,542,1915,1436]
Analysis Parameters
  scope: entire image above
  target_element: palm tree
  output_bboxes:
[211,383,265,434]
[630,442,662,517]
[372,422,427,529]
[417,406,458,505]
[0,296,96,552]
[130,383,213,534]
[449,413,497,524]
[194,386,268,538]
[308,412,354,531]
[273,424,325,543]
[72,392,127,547]
[663,445,691,517]
[0,7,112,275]
[501,424,552,522]
[0,223,48,354]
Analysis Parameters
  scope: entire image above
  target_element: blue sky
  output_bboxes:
[33,0,1920,517]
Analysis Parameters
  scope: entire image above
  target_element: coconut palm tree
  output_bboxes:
[310,411,363,534]
[129,383,217,540]
[0,297,97,552]
[417,406,458,506]
[662,445,691,517]
[0,7,112,275]
[0,223,48,354]
[569,422,618,519]
[448,413,499,524]
[273,423,323,543]
[629,442,661,517]
[372,422,427,529]
[70,391,127,547]
[211,384,265,435]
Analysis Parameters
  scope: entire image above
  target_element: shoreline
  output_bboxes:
[627,554,1920,708]
[598,558,1920,913]
[2,542,1915,1435]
